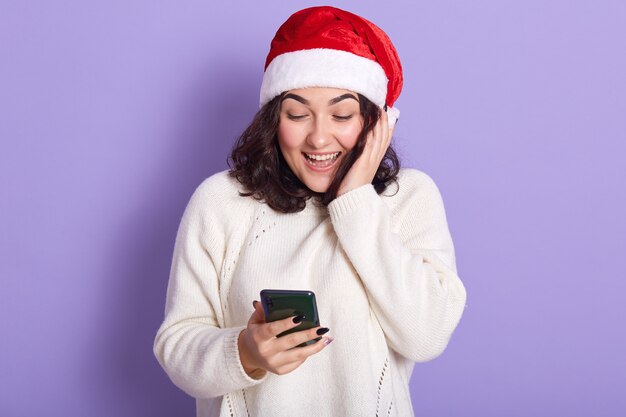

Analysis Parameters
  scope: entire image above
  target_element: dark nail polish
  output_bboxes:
[316,327,330,335]
[292,315,305,324]
[252,300,258,308]
[383,104,388,111]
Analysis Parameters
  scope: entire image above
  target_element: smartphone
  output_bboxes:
[260,289,321,347]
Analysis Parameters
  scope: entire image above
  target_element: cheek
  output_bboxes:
[336,121,362,150]
[277,122,303,150]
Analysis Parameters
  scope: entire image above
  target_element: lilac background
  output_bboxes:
[1,1,625,416]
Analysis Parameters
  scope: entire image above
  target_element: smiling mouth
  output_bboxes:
[302,152,341,168]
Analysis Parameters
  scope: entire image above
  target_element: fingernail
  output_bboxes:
[323,337,334,346]
[383,104,388,112]
[316,327,330,336]
[252,300,258,308]
[292,315,305,324]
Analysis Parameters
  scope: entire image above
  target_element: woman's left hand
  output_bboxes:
[336,108,394,197]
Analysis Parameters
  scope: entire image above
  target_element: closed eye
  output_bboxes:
[333,115,353,121]
[287,113,307,120]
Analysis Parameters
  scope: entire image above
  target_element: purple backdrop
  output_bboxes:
[1,1,625,416]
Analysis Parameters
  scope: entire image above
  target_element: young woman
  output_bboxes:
[154,6,467,417]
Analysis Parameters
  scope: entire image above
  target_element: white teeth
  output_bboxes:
[305,152,340,161]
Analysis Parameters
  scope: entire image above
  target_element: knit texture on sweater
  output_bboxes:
[153,168,467,417]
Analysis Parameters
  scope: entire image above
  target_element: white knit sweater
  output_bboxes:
[153,168,467,417]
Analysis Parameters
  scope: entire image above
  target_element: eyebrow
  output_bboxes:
[281,93,359,106]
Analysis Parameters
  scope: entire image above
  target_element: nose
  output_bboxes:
[306,117,332,149]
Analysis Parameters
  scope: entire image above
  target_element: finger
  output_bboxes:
[364,110,380,153]
[279,336,334,364]
[254,300,266,321]
[272,335,331,375]
[364,110,380,149]
[381,107,391,144]
[368,110,384,162]
[375,108,391,161]
[383,112,396,152]
[247,300,266,325]
[277,326,330,351]
[381,106,389,133]
[272,359,306,376]
[262,313,306,339]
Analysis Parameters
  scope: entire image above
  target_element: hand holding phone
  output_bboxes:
[237,291,332,377]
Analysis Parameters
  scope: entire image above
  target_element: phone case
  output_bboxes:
[260,289,321,347]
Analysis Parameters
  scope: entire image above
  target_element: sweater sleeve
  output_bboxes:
[327,172,467,362]
[153,178,267,398]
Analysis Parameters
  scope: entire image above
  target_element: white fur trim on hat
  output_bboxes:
[386,105,400,127]
[260,48,389,108]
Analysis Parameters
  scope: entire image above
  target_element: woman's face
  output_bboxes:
[277,87,363,193]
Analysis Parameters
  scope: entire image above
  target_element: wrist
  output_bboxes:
[237,329,266,379]
[337,182,362,197]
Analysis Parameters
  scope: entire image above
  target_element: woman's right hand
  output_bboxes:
[237,300,333,378]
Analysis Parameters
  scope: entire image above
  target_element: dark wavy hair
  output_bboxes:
[227,92,400,213]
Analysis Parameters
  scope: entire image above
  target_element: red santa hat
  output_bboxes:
[260,6,403,125]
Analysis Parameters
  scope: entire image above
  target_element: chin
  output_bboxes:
[302,178,331,193]
[307,184,330,193]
